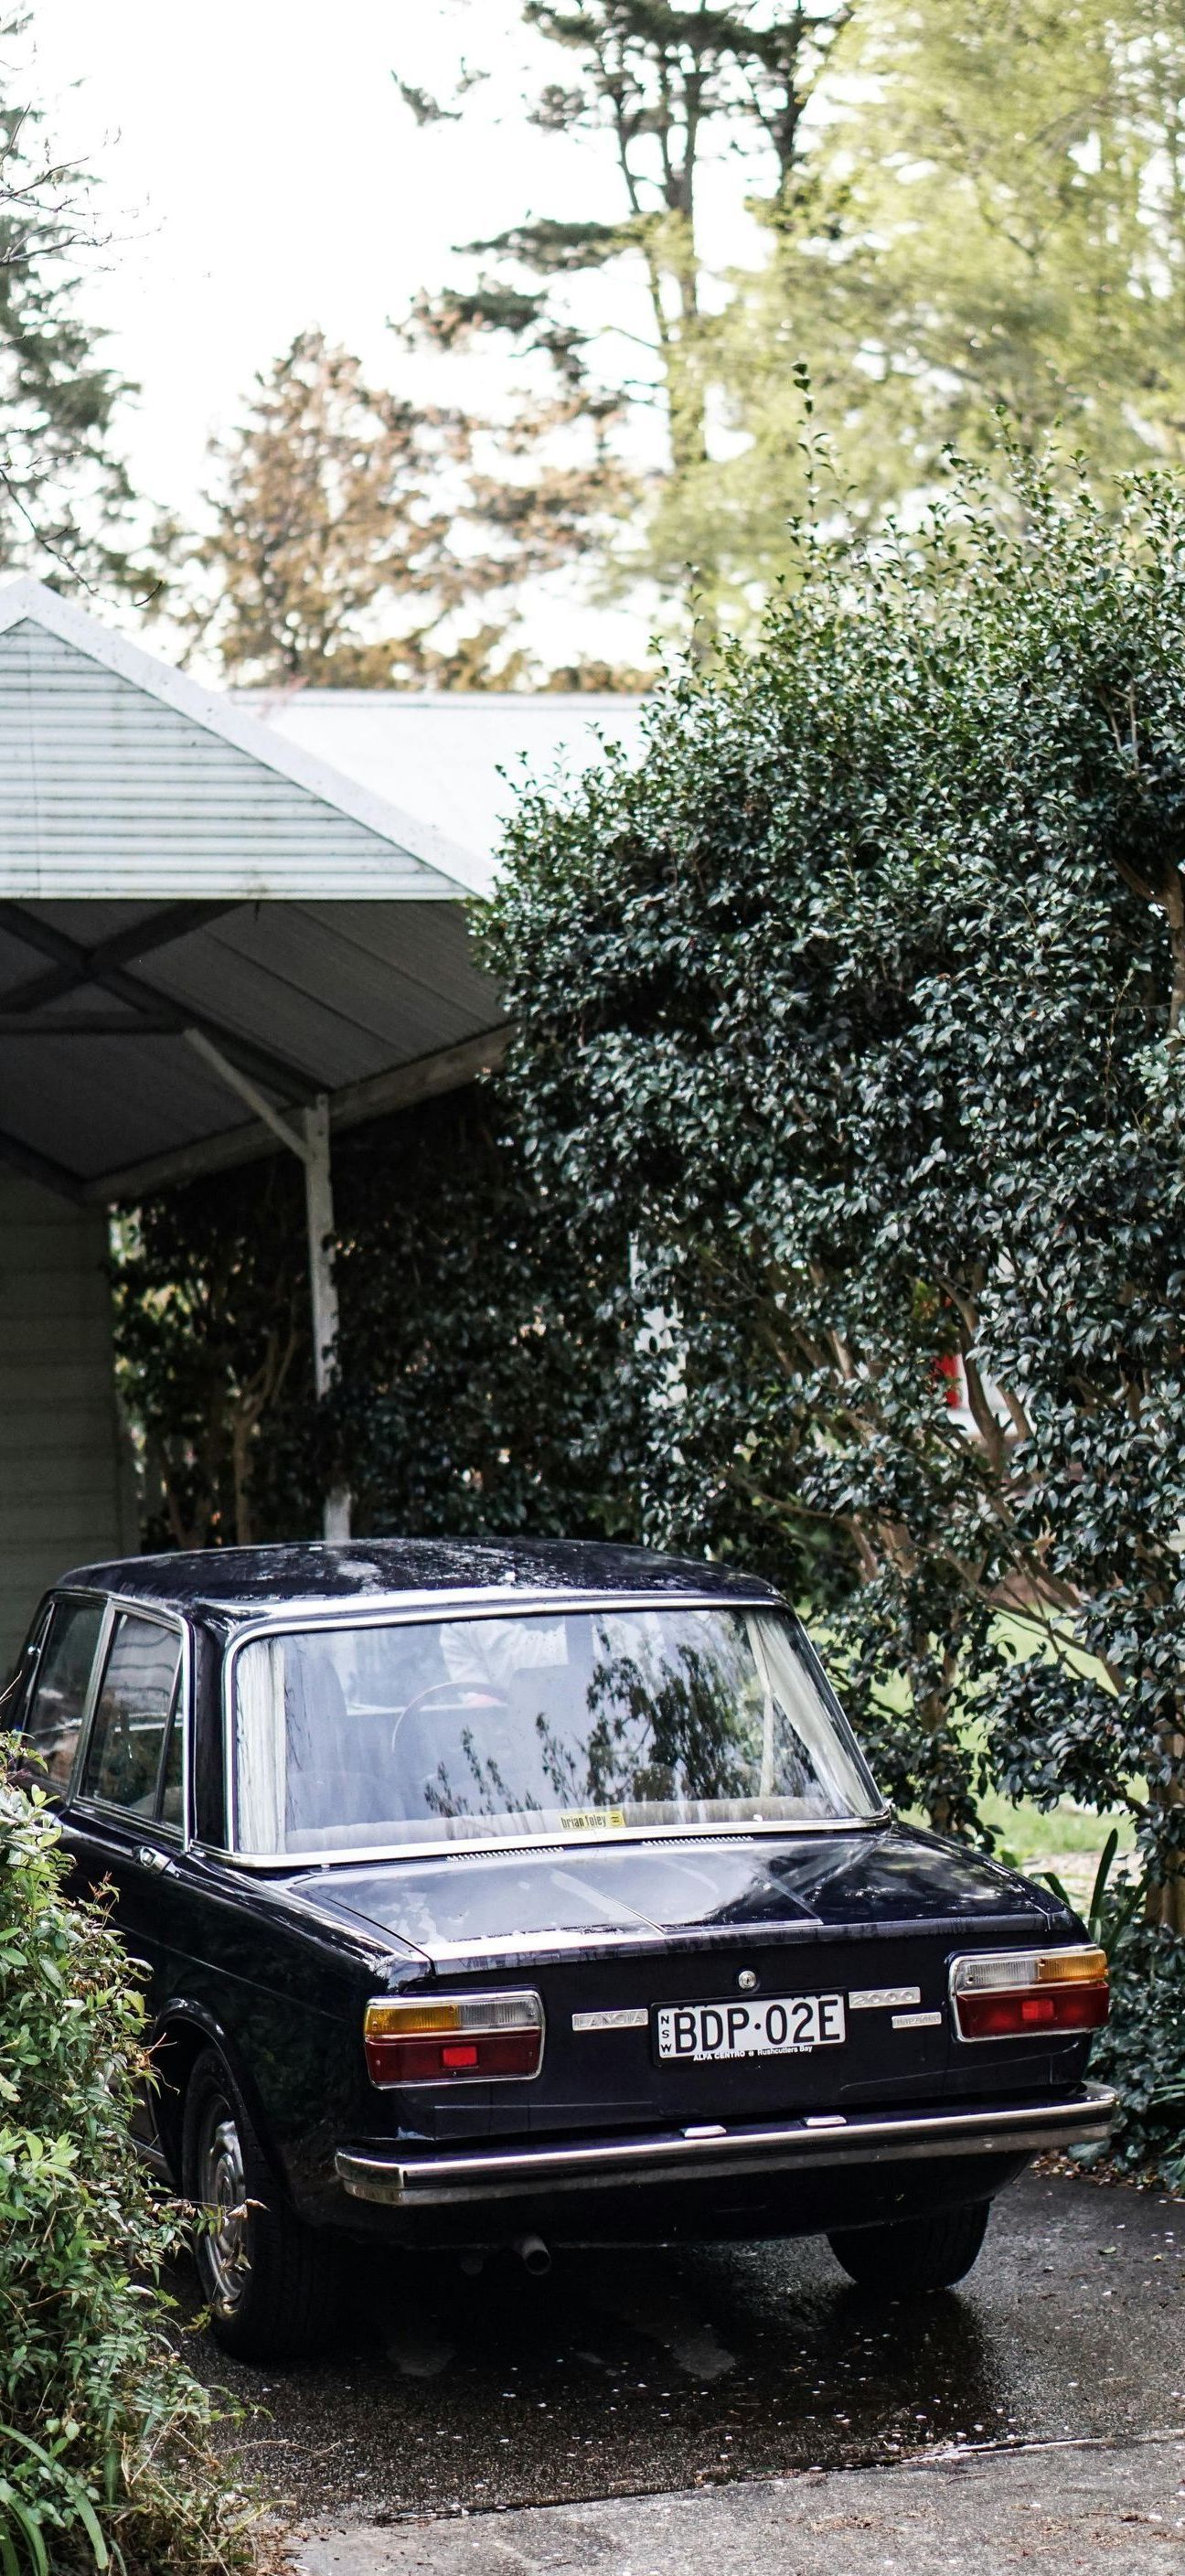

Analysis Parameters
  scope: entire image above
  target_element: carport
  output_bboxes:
[0,579,510,1662]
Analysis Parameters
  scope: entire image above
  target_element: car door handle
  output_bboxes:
[136,1845,172,1875]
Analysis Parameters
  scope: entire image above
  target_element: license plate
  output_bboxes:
[655,1992,847,2061]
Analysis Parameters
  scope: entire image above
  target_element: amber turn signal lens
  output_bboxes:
[364,1990,544,2087]
[951,1947,1109,2042]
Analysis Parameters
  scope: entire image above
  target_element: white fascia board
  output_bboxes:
[0,579,483,897]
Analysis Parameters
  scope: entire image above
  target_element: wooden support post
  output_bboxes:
[303,1096,351,1544]
[180,1033,352,1544]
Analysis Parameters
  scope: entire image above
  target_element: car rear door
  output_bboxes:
[59,1606,189,2144]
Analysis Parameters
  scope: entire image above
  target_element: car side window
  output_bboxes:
[81,1614,183,1816]
[21,1597,106,1790]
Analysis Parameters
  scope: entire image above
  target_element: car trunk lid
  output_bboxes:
[297,1826,1061,2139]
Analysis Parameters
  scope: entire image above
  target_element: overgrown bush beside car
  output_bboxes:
[479,446,1185,2165]
[1091,1922,1185,2184]
[0,1758,261,2574]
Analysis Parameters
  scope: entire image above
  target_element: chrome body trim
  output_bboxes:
[336,2081,1117,2207]
[219,1587,780,1639]
[208,1812,895,1875]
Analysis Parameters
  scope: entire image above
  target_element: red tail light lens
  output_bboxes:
[364,1990,544,2087]
[951,1946,1108,2043]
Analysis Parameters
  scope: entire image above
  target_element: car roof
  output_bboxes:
[56,1536,782,1623]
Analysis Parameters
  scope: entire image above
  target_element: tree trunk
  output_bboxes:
[1145,1726,1185,1933]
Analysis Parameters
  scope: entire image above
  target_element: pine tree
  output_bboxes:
[0,12,142,590]
[403,3,850,617]
[408,1,1185,631]
[190,330,475,685]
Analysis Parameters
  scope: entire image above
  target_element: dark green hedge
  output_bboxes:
[112,1085,640,1554]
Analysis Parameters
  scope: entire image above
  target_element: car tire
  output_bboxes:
[827,2198,990,2294]
[181,2046,339,2362]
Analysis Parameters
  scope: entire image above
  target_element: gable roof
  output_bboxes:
[0,582,514,1201]
[0,579,480,899]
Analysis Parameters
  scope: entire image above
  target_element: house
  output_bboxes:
[0,578,646,1668]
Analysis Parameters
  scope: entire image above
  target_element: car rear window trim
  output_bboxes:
[198,1807,895,1873]
[220,1595,883,1865]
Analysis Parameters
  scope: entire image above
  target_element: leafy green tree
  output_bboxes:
[680,0,1185,592]
[402,2,849,615]
[0,13,146,591]
[112,1157,314,1550]
[479,448,1185,1934]
[407,2,1185,625]
[327,1088,641,1538]
[112,1091,641,1555]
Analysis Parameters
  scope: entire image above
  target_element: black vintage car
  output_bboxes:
[9,1539,1114,2361]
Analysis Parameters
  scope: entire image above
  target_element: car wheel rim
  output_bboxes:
[197,2096,250,2315]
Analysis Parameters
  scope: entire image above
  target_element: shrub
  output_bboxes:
[479,448,1185,1935]
[112,1088,641,1554]
[1090,1921,1185,2183]
[0,1758,264,2573]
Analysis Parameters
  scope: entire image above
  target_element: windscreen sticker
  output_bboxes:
[560,1807,628,1833]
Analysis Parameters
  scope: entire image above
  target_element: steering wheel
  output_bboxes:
[389,1680,509,1758]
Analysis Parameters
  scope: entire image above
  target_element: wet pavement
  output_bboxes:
[177,2170,1184,2527]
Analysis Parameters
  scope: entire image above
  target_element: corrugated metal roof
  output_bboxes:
[238,688,649,895]
[0,584,515,1200]
[0,585,649,1203]
[0,893,507,1189]
[0,583,479,899]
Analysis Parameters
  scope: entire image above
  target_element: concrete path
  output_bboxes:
[292,2433,1185,2574]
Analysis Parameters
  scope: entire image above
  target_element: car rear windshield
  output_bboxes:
[229,1604,881,1857]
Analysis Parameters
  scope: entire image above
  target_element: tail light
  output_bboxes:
[951,1946,1108,2042]
[364,1990,545,2087]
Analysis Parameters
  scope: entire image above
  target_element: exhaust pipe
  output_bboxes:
[515,2232,552,2278]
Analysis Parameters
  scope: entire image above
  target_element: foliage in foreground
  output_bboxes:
[0,1761,262,2573]
[480,448,1185,1946]
[1038,1836,1176,2173]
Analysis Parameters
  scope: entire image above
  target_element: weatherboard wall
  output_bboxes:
[0,1174,133,1671]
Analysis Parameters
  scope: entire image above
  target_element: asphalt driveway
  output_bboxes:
[177,2165,1182,2553]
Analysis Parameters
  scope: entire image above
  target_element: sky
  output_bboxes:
[25,2,781,666]
[28,0,629,524]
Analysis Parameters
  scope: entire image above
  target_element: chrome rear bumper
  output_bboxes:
[336,2080,1116,2208]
